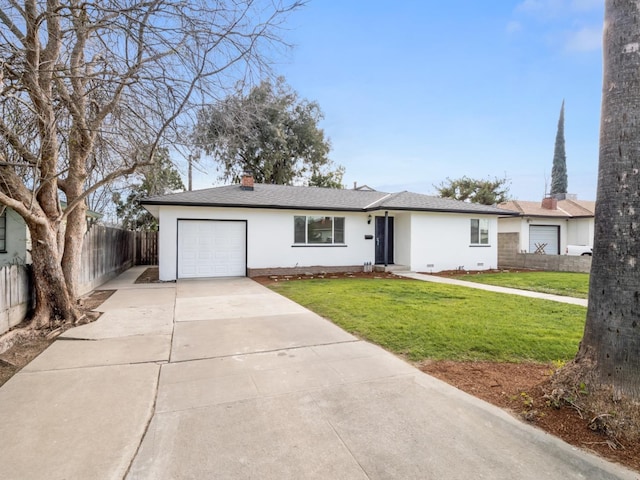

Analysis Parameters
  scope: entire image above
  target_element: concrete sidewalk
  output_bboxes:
[397,271,589,307]
[0,267,633,479]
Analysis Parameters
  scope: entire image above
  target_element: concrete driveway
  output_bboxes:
[0,267,635,479]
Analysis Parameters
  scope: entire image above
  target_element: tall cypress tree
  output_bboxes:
[550,100,568,195]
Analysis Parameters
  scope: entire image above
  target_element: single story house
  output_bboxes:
[142,175,517,281]
[498,196,595,255]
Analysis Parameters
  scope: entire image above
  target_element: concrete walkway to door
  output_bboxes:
[397,271,589,306]
[0,267,633,479]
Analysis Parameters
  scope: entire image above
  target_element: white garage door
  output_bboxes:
[178,220,246,278]
[529,225,559,255]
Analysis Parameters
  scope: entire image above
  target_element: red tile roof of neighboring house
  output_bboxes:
[498,200,596,218]
[499,199,594,218]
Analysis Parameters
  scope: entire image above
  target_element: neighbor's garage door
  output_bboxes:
[529,225,559,255]
[178,220,246,278]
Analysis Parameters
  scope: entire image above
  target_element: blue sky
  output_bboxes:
[196,0,605,201]
[277,0,605,201]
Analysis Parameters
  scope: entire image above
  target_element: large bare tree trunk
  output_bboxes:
[0,0,303,330]
[27,222,80,328]
[61,205,87,300]
[572,0,640,399]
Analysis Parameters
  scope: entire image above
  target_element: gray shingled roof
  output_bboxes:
[141,183,516,215]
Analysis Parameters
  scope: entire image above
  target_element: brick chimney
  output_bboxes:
[240,173,254,191]
[541,196,557,210]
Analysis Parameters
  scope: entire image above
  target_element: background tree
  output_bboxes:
[0,0,302,328]
[193,77,344,187]
[559,1,640,400]
[308,165,346,189]
[550,100,568,195]
[435,176,510,205]
[114,148,185,231]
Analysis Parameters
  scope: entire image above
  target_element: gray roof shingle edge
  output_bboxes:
[141,183,517,215]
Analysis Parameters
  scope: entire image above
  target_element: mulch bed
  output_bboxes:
[135,267,160,283]
[420,361,640,473]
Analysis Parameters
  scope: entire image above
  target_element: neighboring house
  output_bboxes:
[0,208,31,266]
[141,175,517,281]
[498,196,595,255]
[0,205,102,267]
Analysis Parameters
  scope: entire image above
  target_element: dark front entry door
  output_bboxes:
[375,216,394,265]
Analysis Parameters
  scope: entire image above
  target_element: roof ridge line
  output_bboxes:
[379,191,407,206]
[512,200,525,214]
[564,199,593,215]
[363,192,394,209]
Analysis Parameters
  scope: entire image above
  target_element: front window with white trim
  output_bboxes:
[470,218,489,245]
[294,216,345,244]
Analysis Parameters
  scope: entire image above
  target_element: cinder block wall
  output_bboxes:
[498,233,520,267]
[498,233,592,273]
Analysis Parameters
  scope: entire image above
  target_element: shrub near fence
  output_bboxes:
[0,226,158,336]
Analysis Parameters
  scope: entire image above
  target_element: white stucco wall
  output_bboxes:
[393,213,411,267]
[407,212,498,272]
[157,206,502,280]
[157,206,377,281]
[0,209,29,266]
[497,216,521,234]
[566,218,594,247]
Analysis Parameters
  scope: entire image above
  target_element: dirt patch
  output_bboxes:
[0,288,115,387]
[419,361,640,473]
[78,289,116,310]
[135,266,160,284]
[0,335,53,387]
[253,270,406,286]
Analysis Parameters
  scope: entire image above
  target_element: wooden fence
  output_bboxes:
[0,265,32,335]
[134,231,158,265]
[0,226,158,335]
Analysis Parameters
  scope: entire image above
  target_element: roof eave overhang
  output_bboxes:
[139,201,366,212]
[140,200,520,216]
[365,206,520,216]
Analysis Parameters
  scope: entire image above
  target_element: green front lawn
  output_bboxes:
[450,271,589,299]
[270,278,586,363]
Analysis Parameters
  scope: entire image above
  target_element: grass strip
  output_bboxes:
[270,278,586,363]
[450,271,589,299]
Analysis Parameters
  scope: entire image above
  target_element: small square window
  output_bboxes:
[470,218,489,245]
